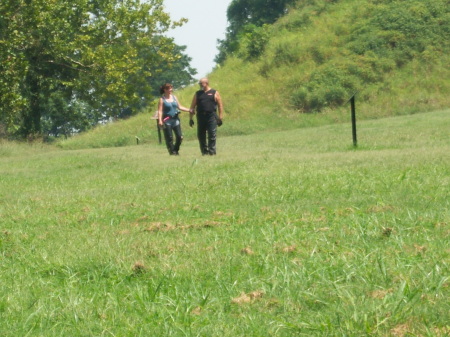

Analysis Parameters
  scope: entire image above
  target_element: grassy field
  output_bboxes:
[1,109,449,336]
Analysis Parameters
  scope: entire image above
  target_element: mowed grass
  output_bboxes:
[0,110,449,336]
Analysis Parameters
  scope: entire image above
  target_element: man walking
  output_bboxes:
[189,78,224,155]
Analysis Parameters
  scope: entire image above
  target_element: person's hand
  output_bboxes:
[189,119,194,128]
[217,119,223,127]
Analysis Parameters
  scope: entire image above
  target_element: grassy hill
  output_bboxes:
[57,0,450,150]
[2,1,449,335]
[1,110,449,336]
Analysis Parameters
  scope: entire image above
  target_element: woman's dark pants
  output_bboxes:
[163,119,183,155]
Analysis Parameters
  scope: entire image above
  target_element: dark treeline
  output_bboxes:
[0,0,196,140]
[215,0,297,64]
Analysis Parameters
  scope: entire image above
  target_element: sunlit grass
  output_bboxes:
[1,110,449,336]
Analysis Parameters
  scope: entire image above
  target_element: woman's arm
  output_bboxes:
[157,98,163,126]
[174,95,190,112]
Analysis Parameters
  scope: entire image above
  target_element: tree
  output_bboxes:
[215,0,296,63]
[147,44,197,96]
[0,0,186,138]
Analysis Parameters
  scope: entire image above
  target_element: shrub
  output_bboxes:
[347,0,450,65]
[273,39,303,65]
[292,62,359,111]
[292,87,309,111]
[237,24,272,61]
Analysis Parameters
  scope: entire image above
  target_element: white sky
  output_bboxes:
[163,0,232,78]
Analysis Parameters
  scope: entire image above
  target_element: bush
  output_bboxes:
[292,62,359,111]
[347,0,450,65]
[272,39,303,65]
[237,24,272,61]
[283,0,450,113]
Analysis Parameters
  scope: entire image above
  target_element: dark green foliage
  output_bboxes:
[40,92,96,139]
[293,54,393,111]
[287,0,450,112]
[0,0,196,140]
[274,41,305,65]
[293,65,350,111]
[236,24,272,60]
[216,0,297,63]
[227,0,294,31]
[224,0,448,113]
[348,0,450,63]
[146,45,197,97]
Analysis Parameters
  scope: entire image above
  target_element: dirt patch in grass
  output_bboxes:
[232,290,264,305]
[143,221,228,233]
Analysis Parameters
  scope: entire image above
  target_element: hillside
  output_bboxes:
[215,0,450,116]
[58,0,450,149]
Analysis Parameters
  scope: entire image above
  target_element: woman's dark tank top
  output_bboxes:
[162,96,178,117]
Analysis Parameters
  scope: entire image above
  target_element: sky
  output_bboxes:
[163,0,232,78]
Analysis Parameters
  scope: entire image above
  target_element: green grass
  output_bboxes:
[56,0,450,151]
[1,110,449,336]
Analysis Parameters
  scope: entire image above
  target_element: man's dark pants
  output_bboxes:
[197,112,217,155]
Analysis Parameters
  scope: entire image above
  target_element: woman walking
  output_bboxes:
[158,83,190,155]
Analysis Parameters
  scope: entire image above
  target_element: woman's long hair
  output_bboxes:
[159,83,172,95]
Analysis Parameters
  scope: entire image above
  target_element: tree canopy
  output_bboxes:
[215,0,296,63]
[0,0,195,139]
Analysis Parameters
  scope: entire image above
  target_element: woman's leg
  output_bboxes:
[163,123,174,154]
[173,123,183,154]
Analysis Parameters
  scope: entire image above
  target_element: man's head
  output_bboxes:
[199,78,209,90]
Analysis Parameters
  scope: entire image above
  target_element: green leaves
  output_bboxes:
[272,0,450,113]
[216,0,296,63]
[0,0,189,138]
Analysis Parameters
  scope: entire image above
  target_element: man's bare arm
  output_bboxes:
[215,91,224,120]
